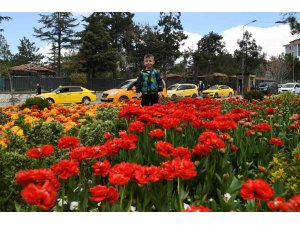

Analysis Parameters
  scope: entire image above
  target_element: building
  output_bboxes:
[284,38,300,59]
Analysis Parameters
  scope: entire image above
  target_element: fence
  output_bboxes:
[0,75,129,92]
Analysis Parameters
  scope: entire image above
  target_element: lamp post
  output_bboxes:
[276,20,295,82]
[241,19,257,94]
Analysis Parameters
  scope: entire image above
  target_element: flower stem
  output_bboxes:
[177,177,183,212]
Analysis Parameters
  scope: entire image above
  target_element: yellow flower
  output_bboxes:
[11,113,19,120]
[11,126,24,137]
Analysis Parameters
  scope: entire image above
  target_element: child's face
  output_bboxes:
[144,56,155,70]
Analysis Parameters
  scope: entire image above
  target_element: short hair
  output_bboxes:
[144,54,154,60]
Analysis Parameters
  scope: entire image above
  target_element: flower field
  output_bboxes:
[0,93,299,212]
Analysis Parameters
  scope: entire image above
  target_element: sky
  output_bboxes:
[0,12,299,60]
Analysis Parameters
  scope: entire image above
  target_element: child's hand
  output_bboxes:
[136,93,141,99]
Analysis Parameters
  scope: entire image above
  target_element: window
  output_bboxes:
[60,88,70,93]
[177,85,185,90]
[69,87,82,92]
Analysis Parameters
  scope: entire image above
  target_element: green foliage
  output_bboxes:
[26,120,65,147]
[4,130,28,154]
[20,97,50,110]
[69,72,87,84]
[243,90,264,101]
[78,106,126,146]
[0,151,32,211]
[276,91,299,102]
[78,120,116,146]
[0,108,9,125]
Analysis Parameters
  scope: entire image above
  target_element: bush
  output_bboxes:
[20,97,50,110]
[70,72,87,85]
[0,108,9,125]
[243,90,264,101]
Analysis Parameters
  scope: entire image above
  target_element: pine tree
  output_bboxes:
[34,12,78,76]
[78,13,118,78]
[14,37,44,65]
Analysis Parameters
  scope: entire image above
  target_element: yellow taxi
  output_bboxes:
[101,78,167,103]
[202,85,234,98]
[167,83,199,98]
[37,86,96,104]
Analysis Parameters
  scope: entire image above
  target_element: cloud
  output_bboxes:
[181,24,300,59]
[180,31,202,52]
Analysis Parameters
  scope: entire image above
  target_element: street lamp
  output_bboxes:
[241,19,257,94]
[276,20,295,82]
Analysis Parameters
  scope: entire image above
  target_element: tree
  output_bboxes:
[13,37,44,65]
[266,54,291,83]
[34,13,78,76]
[234,31,266,75]
[77,13,118,78]
[156,12,188,73]
[193,31,226,76]
[0,16,11,32]
[0,34,12,62]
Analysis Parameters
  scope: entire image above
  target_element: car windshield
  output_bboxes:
[168,85,179,90]
[282,83,295,88]
[258,83,267,87]
[207,85,219,90]
[119,80,134,89]
[52,87,62,92]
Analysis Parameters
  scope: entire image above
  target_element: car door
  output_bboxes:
[295,84,300,94]
[57,87,70,103]
[176,85,185,97]
[68,87,83,103]
[220,85,227,97]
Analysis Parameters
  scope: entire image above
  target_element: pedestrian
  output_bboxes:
[36,83,41,95]
[136,54,164,106]
[198,80,204,94]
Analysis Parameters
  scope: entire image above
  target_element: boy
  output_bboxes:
[136,54,163,106]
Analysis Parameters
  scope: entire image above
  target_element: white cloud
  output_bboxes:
[181,24,300,59]
[180,31,202,52]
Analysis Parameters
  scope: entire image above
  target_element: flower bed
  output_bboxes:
[0,95,299,212]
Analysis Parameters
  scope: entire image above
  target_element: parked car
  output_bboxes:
[278,83,300,94]
[101,78,167,103]
[167,83,199,98]
[202,85,234,98]
[37,86,97,104]
[256,82,278,94]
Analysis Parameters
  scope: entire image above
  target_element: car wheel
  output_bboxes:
[119,96,128,102]
[82,97,91,104]
[47,98,54,104]
[191,94,197,98]
[228,92,232,97]
[214,93,219,98]
[171,94,177,99]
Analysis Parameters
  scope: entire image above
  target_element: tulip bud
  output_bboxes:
[218,148,226,154]
[223,173,229,180]
[194,161,200,167]
[274,123,279,128]
[257,132,262,136]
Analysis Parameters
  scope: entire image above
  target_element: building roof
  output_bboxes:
[284,38,300,46]
[9,64,56,76]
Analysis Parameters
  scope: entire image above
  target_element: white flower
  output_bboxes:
[223,193,231,202]
[57,198,68,207]
[184,203,190,210]
[130,206,137,212]
[70,201,79,211]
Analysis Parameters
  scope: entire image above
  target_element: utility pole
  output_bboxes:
[241,19,257,94]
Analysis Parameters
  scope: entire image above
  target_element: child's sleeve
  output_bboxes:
[136,72,142,93]
[156,70,163,92]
